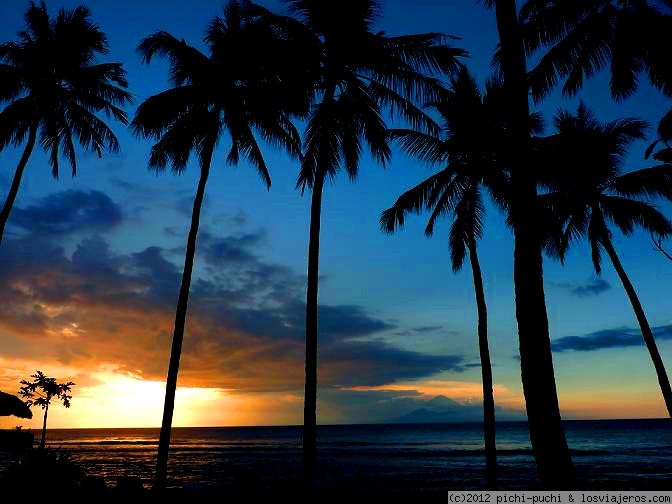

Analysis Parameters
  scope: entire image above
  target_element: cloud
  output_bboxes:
[554,277,611,297]
[9,190,122,236]
[392,325,451,338]
[0,192,463,393]
[553,324,672,352]
[198,230,265,265]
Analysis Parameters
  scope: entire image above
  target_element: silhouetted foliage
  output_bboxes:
[521,0,672,101]
[132,0,307,490]
[0,448,84,492]
[251,0,466,487]
[0,1,131,245]
[381,66,511,488]
[540,103,672,416]
[19,371,75,449]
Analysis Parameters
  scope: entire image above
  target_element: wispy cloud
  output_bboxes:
[553,277,612,297]
[553,325,672,352]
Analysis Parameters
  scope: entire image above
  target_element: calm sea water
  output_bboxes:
[4,420,672,491]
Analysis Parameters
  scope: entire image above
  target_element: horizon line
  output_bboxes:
[20,417,670,430]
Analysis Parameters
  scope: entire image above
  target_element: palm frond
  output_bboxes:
[227,119,272,188]
[387,128,445,165]
[137,32,211,86]
[609,165,672,201]
[146,108,215,174]
[380,168,455,233]
[449,182,484,271]
[0,96,36,149]
[131,86,201,139]
[65,100,121,156]
[368,81,439,134]
[588,211,607,274]
[527,8,613,102]
[297,100,342,191]
[425,174,469,236]
[383,33,466,77]
[599,195,672,237]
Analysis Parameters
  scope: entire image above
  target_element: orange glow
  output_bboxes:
[0,356,303,429]
[559,388,668,419]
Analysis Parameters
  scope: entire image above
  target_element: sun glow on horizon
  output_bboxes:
[0,365,235,429]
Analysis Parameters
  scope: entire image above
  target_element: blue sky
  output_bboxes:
[1,0,672,427]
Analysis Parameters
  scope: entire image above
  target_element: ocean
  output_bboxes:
[3,420,672,491]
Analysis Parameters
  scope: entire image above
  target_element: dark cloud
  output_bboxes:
[199,231,265,265]
[323,339,463,387]
[10,190,122,236]
[411,325,444,333]
[553,324,672,352]
[0,192,461,391]
[554,277,612,297]
[393,325,449,338]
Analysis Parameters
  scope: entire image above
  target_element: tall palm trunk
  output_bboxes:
[40,402,49,449]
[493,0,575,488]
[303,167,325,488]
[467,238,496,489]
[602,238,672,417]
[0,123,38,246]
[154,153,213,491]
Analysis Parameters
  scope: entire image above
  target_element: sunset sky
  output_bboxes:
[1,0,671,429]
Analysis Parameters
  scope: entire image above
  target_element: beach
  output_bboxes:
[2,420,669,492]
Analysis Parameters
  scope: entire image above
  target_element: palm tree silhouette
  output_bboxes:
[380,68,513,489]
[0,1,131,245]
[254,0,465,485]
[132,1,307,490]
[541,103,672,417]
[521,0,672,102]
[485,0,576,487]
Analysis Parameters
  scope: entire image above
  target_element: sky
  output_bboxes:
[1,0,672,429]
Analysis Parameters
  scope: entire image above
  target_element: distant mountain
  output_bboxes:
[386,395,524,424]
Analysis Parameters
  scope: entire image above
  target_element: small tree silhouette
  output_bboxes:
[19,371,75,449]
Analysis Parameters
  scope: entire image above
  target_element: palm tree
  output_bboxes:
[484,0,576,487]
[254,0,465,485]
[520,0,672,102]
[541,103,672,417]
[0,1,131,245]
[486,0,672,486]
[380,68,518,489]
[132,1,309,490]
[19,371,75,449]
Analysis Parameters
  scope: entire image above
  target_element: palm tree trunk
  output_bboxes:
[303,168,325,488]
[602,238,672,417]
[0,123,38,246]
[492,0,575,488]
[40,403,49,450]
[467,238,496,489]
[154,155,212,491]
